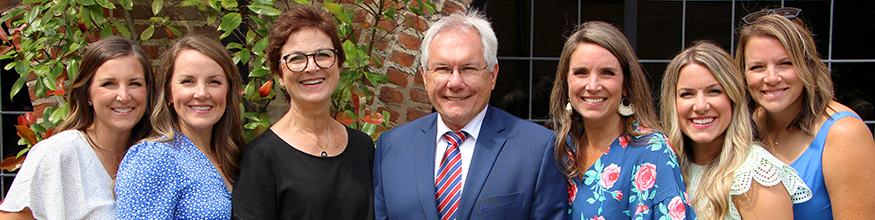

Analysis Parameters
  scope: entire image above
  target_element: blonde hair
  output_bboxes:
[149,35,245,181]
[550,21,661,179]
[661,41,755,220]
[736,14,833,135]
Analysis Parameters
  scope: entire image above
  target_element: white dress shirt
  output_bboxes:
[433,106,488,193]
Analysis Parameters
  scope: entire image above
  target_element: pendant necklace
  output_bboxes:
[292,119,329,158]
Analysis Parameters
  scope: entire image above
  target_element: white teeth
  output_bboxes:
[191,106,212,111]
[113,108,133,113]
[583,98,606,103]
[764,89,784,95]
[301,78,324,85]
[447,97,463,101]
[692,118,714,124]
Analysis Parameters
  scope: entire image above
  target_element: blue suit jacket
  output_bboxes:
[374,106,567,220]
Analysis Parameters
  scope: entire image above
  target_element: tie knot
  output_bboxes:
[443,131,469,146]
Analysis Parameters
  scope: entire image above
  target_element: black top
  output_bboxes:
[232,126,375,220]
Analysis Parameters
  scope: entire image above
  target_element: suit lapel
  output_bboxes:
[414,117,441,220]
[456,107,508,219]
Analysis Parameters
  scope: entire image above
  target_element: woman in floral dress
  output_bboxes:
[549,21,696,220]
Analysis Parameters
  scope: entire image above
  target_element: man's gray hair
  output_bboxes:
[420,9,498,72]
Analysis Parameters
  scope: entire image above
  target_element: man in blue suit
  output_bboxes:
[373,9,567,220]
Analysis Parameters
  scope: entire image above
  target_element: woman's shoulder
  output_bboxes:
[732,144,812,203]
[26,130,89,160]
[124,135,182,163]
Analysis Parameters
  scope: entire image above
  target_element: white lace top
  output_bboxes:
[0,130,116,219]
[687,145,812,220]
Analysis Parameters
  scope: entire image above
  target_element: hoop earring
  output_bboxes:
[565,102,573,115]
[618,96,635,116]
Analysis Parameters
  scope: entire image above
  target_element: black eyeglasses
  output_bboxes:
[742,7,801,25]
[281,48,337,72]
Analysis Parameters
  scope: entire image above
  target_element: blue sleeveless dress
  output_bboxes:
[790,111,861,219]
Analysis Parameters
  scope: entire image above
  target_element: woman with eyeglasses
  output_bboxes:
[551,21,696,220]
[737,12,875,219]
[115,35,245,219]
[661,41,811,220]
[231,6,374,220]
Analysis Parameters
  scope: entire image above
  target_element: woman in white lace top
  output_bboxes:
[659,42,811,220]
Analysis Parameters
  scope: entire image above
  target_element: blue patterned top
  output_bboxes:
[567,124,697,220]
[115,131,231,219]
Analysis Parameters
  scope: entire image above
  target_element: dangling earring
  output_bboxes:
[565,102,573,115]
[618,96,635,116]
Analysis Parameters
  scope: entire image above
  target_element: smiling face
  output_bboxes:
[88,56,148,133]
[170,49,229,134]
[743,36,804,115]
[567,42,625,125]
[278,27,340,105]
[676,63,732,147]
[422,28,497,131]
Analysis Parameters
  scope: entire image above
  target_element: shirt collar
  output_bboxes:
[436,105,489,143]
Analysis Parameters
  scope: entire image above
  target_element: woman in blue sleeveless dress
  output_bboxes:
[550,21,696,220]
[736,13,875,219]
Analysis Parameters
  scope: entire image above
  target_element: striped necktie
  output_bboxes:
[436,131,468,220]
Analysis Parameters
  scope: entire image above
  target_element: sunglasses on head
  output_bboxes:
[742,7,802,24]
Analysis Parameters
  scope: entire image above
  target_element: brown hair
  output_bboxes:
[735,14,833,135]
[58,36,154,147]
[150,35,246,181]
[549,21,661,179]
[266,6,345,97]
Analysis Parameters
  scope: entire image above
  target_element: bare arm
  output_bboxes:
[0,207,35,220]
[733,181,794,220]
[822,115,875,219]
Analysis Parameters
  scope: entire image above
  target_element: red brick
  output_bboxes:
[366,92,374,105]
[377,19,396,32]
[407,107,431,121]
[398,32,421,50]
[442,1,466,14]
[403,13,428,32]
[142,45,161,60]
[0,0,21,12]
[125,5,154,20]
[32,102,58,119]
[410,88,430,104]
[379,86,403,103]
[373,38,389,51]
[376,107,400,123]
[353,10,368,23]
[390,50,415,67]
[386,68,407,87]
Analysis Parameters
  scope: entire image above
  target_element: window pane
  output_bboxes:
[532,60,559,120]
[486,0,531,57]
[832,1,875,59]
[532,0,580,57]
[642,62,669,114]
[784,1,831,61]
[493,60,530,119]
[685,1,733,50]
[638,1,683,59]
[832,63,875,121]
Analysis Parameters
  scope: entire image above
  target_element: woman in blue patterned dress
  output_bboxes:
[661,41,811,220]
[736,13,875,219]
[549,21,696,220]
[115,35,245,219]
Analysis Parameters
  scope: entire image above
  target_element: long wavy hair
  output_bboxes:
[661,42,755,220]
[550,21,661,179]
[57,36,154,147]
[736,14,833,136]
[149,35,245,181]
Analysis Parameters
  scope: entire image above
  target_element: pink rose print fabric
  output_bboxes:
[566,123,697,220]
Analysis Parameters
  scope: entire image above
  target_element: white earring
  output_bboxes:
[565,102,573,115]
[87,101,92,106]
[618,96,635,116]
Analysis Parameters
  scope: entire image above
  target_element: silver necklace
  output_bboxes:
[291,120,329,158]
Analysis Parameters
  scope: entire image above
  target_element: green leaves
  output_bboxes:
[248,4,281,16]
[152,0,164,15]
[219,12,242,32]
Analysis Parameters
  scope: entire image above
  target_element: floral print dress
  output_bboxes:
[568,124,696,220]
